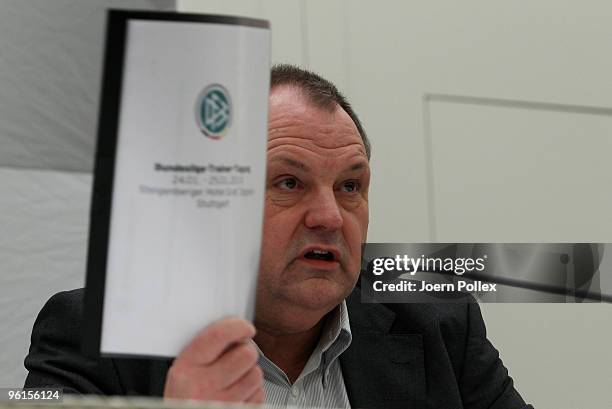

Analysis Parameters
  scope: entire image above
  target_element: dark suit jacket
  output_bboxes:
[24,288,533,409]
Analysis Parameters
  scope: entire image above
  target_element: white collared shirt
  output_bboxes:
[256,301,352,408]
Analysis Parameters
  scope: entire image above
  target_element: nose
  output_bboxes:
[304,187,343,231]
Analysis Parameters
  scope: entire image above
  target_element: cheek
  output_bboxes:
[345,207,369,260]
[348,202,369,237]
[261,202,300,260]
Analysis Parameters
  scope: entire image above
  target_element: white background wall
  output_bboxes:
[1,1,610,408]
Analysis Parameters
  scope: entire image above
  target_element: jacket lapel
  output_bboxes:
[340,291,425,409]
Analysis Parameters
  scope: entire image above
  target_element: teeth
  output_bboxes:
[305,249,334,261]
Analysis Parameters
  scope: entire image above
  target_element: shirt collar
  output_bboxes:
[318,300,352,355]
[255,301,353,387]
[302,300,352,387]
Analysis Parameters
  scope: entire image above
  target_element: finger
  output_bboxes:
[208,342,259,389]
[220,365,264,402]
[245,387,266,405]
[177,318,256,365]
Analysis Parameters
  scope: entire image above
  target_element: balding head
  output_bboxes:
[270,64,371,160]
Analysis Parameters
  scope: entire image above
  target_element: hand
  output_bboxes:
[163,318,265,404]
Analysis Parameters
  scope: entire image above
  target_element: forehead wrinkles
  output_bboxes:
[267,138,365,162]
[268,115,365,155]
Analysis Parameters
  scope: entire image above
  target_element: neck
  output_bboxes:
[254,319,325,384]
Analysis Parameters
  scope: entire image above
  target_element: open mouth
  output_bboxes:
[303,249,336,262]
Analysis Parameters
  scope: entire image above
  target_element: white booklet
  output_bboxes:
[84,10,270,358]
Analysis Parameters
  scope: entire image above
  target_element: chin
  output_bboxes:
[255,282,352,334]
[289,279,352,312]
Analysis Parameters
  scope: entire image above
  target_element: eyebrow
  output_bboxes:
[347,161,368,172]
[269,156,310,172]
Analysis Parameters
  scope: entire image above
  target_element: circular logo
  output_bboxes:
[195,84,232,139]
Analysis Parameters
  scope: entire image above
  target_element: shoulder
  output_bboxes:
[32,288,86,331]
[25,288,169,396]
[25,288,118,393]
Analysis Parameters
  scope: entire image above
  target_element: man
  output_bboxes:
[25,65,533,409]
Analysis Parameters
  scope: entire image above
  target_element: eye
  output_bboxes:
[341,180,360,193]
[276,177,300,190]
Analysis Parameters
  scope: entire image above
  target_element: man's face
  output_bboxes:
[256,85,370,330]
